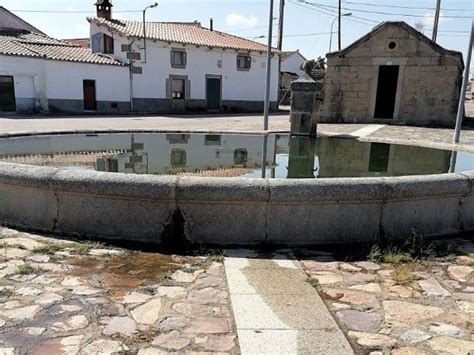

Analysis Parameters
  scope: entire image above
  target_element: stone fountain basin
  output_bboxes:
[0,162,472,246]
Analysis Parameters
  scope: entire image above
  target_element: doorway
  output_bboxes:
[83,80,97,111]
[0,76,16,112]
[374,65,399,119]
[206,77,221,110]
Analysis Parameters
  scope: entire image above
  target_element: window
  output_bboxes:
[104,34,114,54]
[237,55,251,70]
[171,50,187,68]
[205,135,221,145]
[234,149,248,164]
[166,134,189,144]
[172,79,185,99]
[171,149,187,166]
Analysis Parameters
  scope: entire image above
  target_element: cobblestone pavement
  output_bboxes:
[2,225,474,354]
[300,238,474,355]
[0,227,239,354]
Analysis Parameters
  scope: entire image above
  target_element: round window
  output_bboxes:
[388,41,397,50]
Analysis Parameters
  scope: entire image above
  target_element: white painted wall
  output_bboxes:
[44,61,129,101]
[281,51,306,76]
[0,55,46,110]
[91,22,280,102]
[0,54,130,111]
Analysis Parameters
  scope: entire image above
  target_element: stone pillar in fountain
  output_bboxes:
[290,60,323,137]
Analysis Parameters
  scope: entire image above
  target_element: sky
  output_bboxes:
[3,0,473,69]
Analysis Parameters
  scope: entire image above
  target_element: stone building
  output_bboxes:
[321,22,463,127]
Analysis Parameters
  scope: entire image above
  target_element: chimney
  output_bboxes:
[210,18,214,31]
[95,0,113,20]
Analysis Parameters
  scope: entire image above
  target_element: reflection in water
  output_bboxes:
[287,136,317,178]
[0,133,472,179]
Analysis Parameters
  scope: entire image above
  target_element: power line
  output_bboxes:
[289,1,470,37]
[289,0,378,27]
[294,0,380,25]
[246,31,336,39]
[228,24,278,33]
[247,30,468,39]
[302,2,472,19]
[334,0,472,12]
[9,9,142,13]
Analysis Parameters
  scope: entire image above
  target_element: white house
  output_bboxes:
[88,0,280,113]
[280,50,306,89]
[280,50,306,77]
[0,7,129,114]
[0,1,280,114]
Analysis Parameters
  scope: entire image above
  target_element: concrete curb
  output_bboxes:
[0,162,472,246]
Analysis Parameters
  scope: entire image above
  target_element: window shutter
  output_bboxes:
[236,56,240,69]
[166,79,172,99]
[91,33,102,53]
[170,51,174,66]
[247,56,251,69]
[185,79,191,100]
[183,52,187,67]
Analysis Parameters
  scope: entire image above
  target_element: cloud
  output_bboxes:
[225,13,258,27]
[421,11,450,28]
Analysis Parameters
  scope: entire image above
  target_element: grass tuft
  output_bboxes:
[161,271,173,283]
[306,277,319,288]
[0,288,13,298]
[393,265,415,285]
[383,248,413,264]
[33,242,94,256]
[368,245,382,263]
[68,243,93,255]
[15,263,39,275]
[32,243,67,255]
[206,254,224,263]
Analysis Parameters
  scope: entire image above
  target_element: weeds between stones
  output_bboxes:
[0,288,13,298]
[382,248,413,264]
[393,265,415,285]
[368,245,382,263]
[1,241,7,261]
[366,229,454,264]
[161,271,173,283]
[32,243,67,255]
[15,263,40,275]
[306,277,320,289]
[32,242,97,256]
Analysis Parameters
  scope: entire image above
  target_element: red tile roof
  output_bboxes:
[89,17,279,53]
[65,38,90,48]
[0,30,124,65]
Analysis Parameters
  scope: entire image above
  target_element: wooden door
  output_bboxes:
[206,77,221,110]
[83,80,97,111]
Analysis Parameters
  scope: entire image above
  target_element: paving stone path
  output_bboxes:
[0,227,239,354]
[300,239,474,354]
[224,250,353,355]
[2,225,474,354]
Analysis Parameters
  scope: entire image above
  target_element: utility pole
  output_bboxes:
[452,19,473,144]
[432,0,441,42]
[338,0,342,50]
[277,0,285,51]
[263,0,274,131]
[276,0,285,120]
[262,0,274,178]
